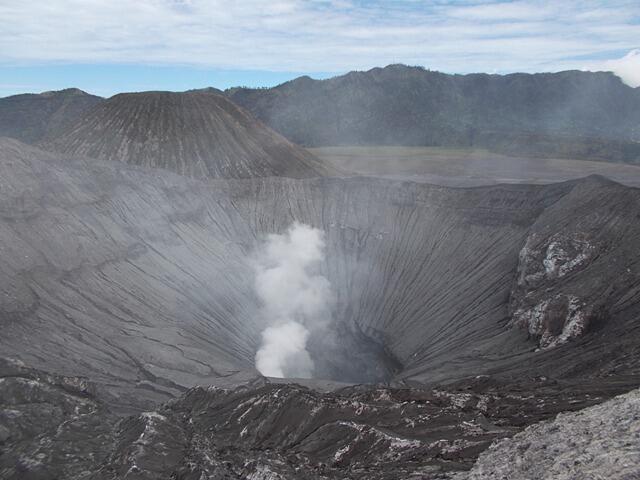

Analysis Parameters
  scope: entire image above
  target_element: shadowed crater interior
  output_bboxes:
[306,321,404,383]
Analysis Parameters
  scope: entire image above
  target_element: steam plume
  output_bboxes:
[253,222,333,378]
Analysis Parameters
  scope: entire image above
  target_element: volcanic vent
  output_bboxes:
[249,221,403,383]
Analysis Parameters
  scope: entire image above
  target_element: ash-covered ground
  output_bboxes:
[2,357,637,479]
[0,138,639,478]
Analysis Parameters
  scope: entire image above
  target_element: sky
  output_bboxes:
[0,0,639,97]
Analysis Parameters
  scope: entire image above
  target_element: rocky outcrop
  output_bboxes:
[41,90,336,179]
[95,380,607,480]
[509,177,640,351]
[3,359,632,479]
[510,232,602,349]
[461,387,640,480]
[0,357,117,480]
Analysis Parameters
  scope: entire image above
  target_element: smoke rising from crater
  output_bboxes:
[253,222,334,378]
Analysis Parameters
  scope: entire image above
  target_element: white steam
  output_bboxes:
[253,222,334,378]
[587,49,640,88]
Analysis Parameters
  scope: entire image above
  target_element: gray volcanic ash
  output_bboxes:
[0,136,639,479]
[1,138,639,401]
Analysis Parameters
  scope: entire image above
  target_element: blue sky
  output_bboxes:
[0,64,338,98]
[1,0,639,97]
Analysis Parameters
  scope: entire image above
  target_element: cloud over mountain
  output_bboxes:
[595,49,640,87]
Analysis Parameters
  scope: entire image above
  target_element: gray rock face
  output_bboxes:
[41,90,335,179]
[461,387,640,480]
[509,178,640,352]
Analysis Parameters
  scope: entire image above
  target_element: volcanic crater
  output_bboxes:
[1,78,639,479]
[1,137,639,401]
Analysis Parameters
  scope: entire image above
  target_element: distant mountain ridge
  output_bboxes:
[42,89,335,179]
[227,65,640,163]
[3,66,640,169]
[0,88,102,144]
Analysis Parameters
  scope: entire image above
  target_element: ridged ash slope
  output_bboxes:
[0,139,639,411]
[41,90,335,179]
[0,88,102,144]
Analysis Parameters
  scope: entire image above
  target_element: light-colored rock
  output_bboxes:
[461,388,640,480]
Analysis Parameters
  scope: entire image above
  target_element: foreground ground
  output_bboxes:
[1,357,638,479]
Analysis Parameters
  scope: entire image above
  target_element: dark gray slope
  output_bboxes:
[0,88,102,144]
[41,90,336,179]
[228,66,640,163]
[1,138,639,412]
[2,357,634,480]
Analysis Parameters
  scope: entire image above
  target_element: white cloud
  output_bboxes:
[0,0,638,75]
[589,49,640,87]
[449,1,553,21]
